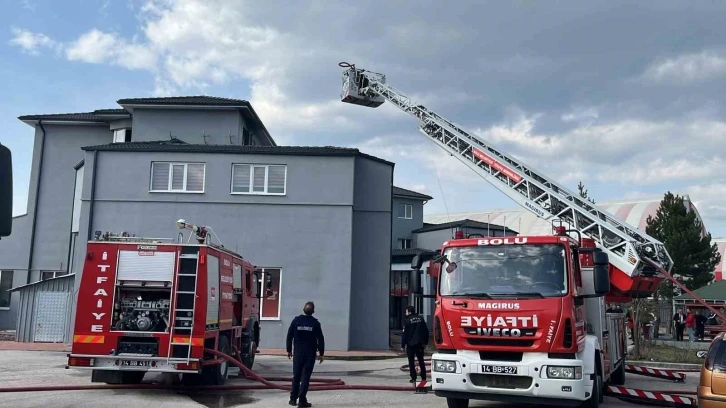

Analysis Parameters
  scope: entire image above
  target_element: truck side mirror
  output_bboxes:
[579,249,610,298]
[411,255,424,271]
[410,269,422,294]
[0,144,12,238]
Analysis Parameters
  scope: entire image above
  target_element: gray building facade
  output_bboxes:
[0,96,396,351]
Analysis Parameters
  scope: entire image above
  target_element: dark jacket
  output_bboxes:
[286,314,325,356]
[401,313,429,348]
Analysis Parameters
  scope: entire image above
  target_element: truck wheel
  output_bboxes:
[580,372,602,407]
[609,362,625,386]
[202,335,230,385]
[446,397,469,408]
[241,336,256,370]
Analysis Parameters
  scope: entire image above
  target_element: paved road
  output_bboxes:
[0,350,699,407]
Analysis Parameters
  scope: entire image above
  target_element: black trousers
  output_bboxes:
[406,344,426,381]
[290,352,316,402]
[675,323,684,341]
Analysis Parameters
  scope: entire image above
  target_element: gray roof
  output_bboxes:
[117,96,249,106]
[392,248,439,257]
[17,112,107,122]
[413,219,512,234]
[393,186,433,201]
[81,140,394,166]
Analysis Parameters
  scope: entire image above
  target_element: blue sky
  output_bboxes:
[3,0,726,238]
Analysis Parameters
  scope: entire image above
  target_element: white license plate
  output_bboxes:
[120,360,151,367]
[482,365,517,375]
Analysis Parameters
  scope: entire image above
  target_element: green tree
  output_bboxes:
[645,192,721,298]
[577,181,596,204]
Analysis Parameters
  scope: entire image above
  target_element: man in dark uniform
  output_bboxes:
[401,306,429,383]
[286,301,325,407]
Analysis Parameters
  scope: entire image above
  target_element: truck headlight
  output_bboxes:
[433,359,457,373]
[545,365,582,379]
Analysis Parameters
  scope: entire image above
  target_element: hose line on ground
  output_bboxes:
[0,348,419,393]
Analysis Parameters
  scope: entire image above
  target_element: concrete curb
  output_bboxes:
[625,360,702,370]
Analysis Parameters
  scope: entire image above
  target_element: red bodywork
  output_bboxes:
[430,236,589,355]
[69,241,261,375]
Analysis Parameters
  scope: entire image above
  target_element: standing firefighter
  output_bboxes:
[286,301,325,408]
[401,305,429,383]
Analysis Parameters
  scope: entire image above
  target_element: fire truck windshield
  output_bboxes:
[439,244,568,298]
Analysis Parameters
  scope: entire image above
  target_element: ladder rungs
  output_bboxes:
[179,254,198,259]
[176,291,196,294]
[175,309,194,312]
[178,273,196,276]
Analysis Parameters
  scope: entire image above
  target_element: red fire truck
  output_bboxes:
[67,219,267,386]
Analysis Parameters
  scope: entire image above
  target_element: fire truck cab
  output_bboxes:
[412,227,628,408]
[67,221,268,386]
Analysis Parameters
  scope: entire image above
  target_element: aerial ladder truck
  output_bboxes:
[337,62,725,408]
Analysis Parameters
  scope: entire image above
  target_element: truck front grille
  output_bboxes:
[469,374,533,389]
[467,338,535,347]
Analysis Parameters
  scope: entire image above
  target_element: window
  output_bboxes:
[41,271,68,281]
[71,163,84,233]
[257,268,282,320]
[150,162,205,193]
[231,164,286,195]
[399,239,412,249]
[113,128,132,143]
[0,271,13,308]
[398,203,413,219]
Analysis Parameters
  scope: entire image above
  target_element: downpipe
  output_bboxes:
[0,348,418,393]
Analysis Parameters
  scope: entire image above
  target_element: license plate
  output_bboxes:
[120,360,151,367]
[482,365,517,374]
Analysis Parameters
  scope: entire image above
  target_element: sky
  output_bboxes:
[2,0,726,238]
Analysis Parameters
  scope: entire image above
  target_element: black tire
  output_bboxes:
[610,361,625,386]
[580,372,602,408]
[241,335,256,370]
[202,335,230,385]
[446,397,469,408]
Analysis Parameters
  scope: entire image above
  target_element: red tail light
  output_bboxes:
[68,357,93,367]
[177,362,200,370]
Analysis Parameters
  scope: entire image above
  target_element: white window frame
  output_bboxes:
[399,203,413,219]
[230,164,287,196]
[0,270,13,310]
[113,129,130,143]
[149,162,206,194]
[399,239,412,249]
[258,267,282,321]
[40,271,68,281]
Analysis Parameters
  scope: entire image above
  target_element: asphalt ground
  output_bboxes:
[0,350,699,407]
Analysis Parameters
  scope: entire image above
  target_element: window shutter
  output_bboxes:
[171,164,185,190]
[186,164,205,192]
[252,166,266,192]
[151,163,170,191]
[267,165,285,194]
[232,164,251,193]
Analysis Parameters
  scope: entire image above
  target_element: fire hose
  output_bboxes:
[0,348,420,393]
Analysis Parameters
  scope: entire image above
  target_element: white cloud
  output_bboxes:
[644,50,726,84]
[65,29,157,71]
[8,27,58,55]
[687,183,726,223]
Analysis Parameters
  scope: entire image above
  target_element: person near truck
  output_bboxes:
[286,301,325,408]
[685,309,696,342]
[673,309,685,341]
[401,306,429,383]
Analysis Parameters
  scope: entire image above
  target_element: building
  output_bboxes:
[0,96,400,351]
[713,239,726,282]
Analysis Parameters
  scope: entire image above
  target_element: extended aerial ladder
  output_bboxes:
[338,61,726,321]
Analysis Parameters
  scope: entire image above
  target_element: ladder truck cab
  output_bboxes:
[67,219,269,386]
[411,226,627,408]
